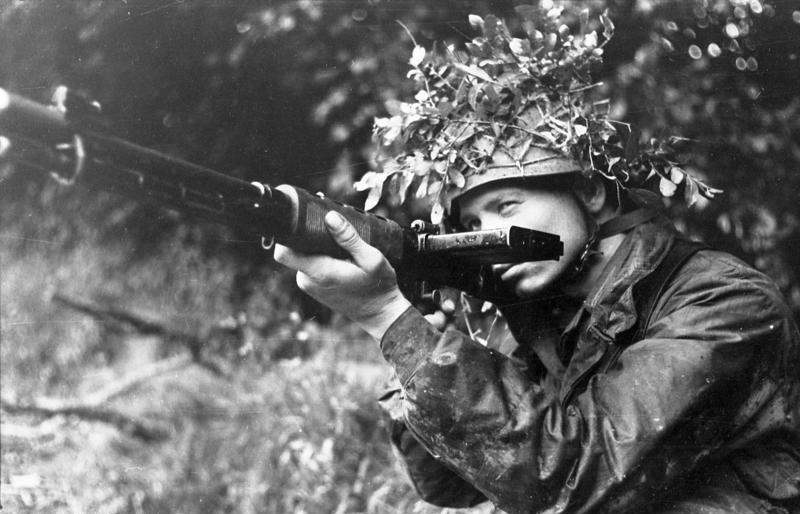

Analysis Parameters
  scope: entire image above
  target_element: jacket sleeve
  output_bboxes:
[379,252,796,514]
[380,385,488,508]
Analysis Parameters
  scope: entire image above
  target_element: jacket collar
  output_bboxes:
[558,216,678,402]
[583,215,678,337]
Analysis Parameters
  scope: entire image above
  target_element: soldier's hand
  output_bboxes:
[274,211,412,341]
[424,297,456,331]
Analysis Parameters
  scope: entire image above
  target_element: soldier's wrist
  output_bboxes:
[356,292,413,342]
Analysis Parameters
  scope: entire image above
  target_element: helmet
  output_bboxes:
[447,144,582,206]
[357,7,720,223]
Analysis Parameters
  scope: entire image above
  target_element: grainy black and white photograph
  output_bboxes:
[1,1,799,513]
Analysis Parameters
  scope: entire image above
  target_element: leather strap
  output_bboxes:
[628,238,709,345]
[590,238,709,379]
[596,208,661,240]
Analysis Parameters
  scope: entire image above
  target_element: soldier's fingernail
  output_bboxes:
[326,211,346,230]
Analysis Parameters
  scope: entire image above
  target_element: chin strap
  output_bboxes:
[572,207,661,274]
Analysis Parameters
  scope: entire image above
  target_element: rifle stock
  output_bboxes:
[0,87,563,304]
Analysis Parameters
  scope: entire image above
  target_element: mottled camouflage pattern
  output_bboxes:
[380,217,800,514]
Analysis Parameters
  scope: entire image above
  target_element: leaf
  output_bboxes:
[431,201,444,224]
[364,181,384,210]
[412,153,434,176]
[396,171,414,204]
[353,171,381,191]
[473,135,496,156]
[415,174,430,199]
[454,124,476,143]
[659,176,677,197]
[428,176,443,196]
[468,14,484,29]
[449,168,466,188]
[584,31,598,49]
[509,38,531,56]
[684,177,699,207]
[453,62,495,83]
[409,45,425,67]
[669,166,685,184]
[455,79,469,105]
[484,15,500,39]
[436,100,454,117]
[699,184,724,198]
[600,10,615,40]
[717,213,732,234]
[546,6,564,19]
[624,127,640,162]
[579,8,589,35]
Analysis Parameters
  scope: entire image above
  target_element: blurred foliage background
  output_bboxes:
[1,0,799,512]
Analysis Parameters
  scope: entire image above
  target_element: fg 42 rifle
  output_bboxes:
[0,87,562,305]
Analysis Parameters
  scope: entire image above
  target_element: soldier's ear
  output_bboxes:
[573,175,607,214]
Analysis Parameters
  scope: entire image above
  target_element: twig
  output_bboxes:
[0,355,193,442]
[1,395,169,442]
[52,292,227,376]
[52,292,202,347]
[82,353,191,406]
[1,422,59,441]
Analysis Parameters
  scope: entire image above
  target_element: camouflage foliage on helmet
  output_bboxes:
[355,3,721,223]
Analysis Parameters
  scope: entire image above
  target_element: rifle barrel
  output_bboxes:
[0,87,563,303]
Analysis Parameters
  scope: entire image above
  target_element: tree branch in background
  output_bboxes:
[0,388,174,443]
[51,292,228,376]
[1,354,192,441]
[81,353,192,407]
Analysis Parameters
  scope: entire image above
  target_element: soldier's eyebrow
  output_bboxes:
[458,189,522,226]
[482,190,522,210]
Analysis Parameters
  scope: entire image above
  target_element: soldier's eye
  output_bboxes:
[498,201,519,216]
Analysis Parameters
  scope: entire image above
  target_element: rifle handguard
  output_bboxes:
[272,185,405,262]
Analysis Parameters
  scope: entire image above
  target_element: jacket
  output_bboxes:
[379,217,800,514]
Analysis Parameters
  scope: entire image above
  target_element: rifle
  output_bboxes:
[0,87,563,304]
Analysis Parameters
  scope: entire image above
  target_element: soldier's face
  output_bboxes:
[457,182,590,299]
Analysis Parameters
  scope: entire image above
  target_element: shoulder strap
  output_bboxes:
[567,239,709,402]
[627,238,709,344]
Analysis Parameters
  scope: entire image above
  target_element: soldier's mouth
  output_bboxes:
[497,263,525,284]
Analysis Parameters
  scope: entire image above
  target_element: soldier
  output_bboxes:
[275,9,800,514]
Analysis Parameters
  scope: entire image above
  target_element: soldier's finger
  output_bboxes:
[273,244,297,267]
[324,211,381,269]
[424,311,448,330]
[274,243,343,276]
[440,298,456,315]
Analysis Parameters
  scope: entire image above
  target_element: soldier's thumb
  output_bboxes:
[325,211,371,263]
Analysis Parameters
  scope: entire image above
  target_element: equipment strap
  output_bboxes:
[590,238,709,380]
[596,207,661,240]
[627,238,709,344]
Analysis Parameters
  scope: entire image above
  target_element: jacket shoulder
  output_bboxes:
[648,246,798,350]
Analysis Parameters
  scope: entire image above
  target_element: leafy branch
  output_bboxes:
[357,4,721,222]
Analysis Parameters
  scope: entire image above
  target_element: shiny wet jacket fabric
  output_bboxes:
[379,218,800,514]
